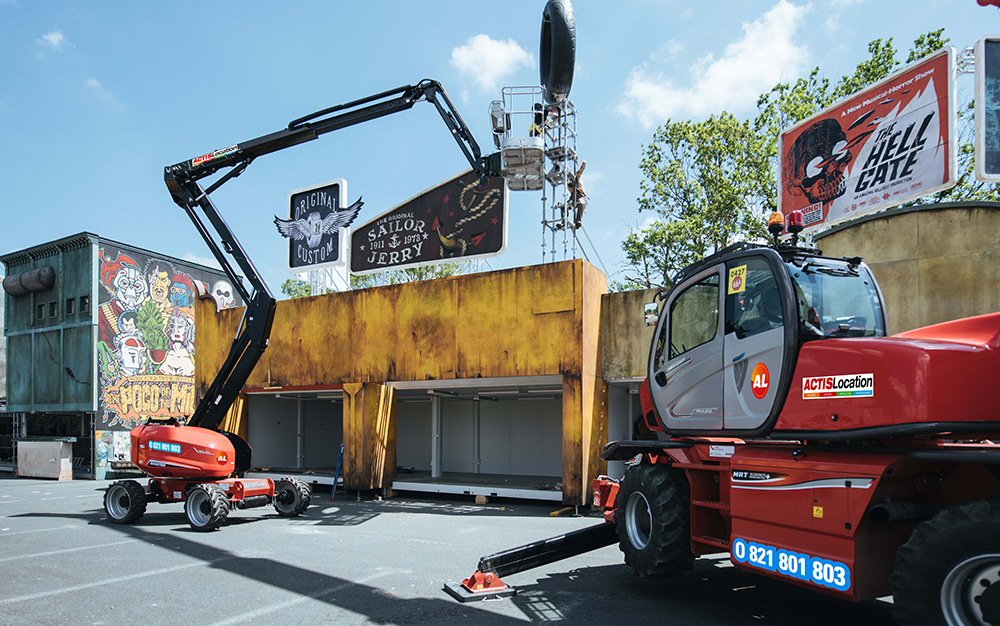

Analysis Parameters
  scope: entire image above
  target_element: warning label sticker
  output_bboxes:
[728,265,747,295]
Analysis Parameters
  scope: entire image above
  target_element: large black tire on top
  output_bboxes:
[889,498,1000,625]
[184,484,230,532]
[104,480,147,524]
[539,0,576,104]
[273,476,311,517]
[615,464,695,578]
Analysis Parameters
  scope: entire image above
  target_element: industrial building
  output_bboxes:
[0,232,240,478]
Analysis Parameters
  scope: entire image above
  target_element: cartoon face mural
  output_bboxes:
[784,119,854,205]
[149,268,171,308]
[170,277,193,308]
[96,245,242,441]
[212,280,236,309]
[115,334,147,376]
[112,265,147,311]
[166,312,194,348]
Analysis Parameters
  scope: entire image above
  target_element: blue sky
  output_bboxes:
[0,1,992,295]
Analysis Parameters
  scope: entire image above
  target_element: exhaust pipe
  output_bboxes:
[868,501,938,523]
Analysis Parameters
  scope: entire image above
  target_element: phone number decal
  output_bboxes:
[731,538,851,592]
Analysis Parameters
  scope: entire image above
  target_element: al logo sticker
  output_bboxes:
[728,265,747,295]
[751,363,770,399]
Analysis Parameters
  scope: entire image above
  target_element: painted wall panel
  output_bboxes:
[303,399,343,469]
[442,399,474,473]
[247,395,299,469]
[396,401,431,471]
[816,203,1000,334]
[198,260,593,390]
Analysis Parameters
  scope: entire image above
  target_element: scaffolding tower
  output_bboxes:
[491,87,582,263]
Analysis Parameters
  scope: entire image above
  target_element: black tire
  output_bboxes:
[615,464,694,578]
[889,498,1000,625]
[274,476,311,517]
[184,484,230,531]
[104,480,147,524]
[539,0,576,104]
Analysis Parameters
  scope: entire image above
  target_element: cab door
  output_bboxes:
[649,266,724,431]
[722,254,791,431]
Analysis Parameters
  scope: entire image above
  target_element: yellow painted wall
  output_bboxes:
[815,203,1000,334]
[197,260,596,388]
[600,287,660,379]
[196,259,609,504]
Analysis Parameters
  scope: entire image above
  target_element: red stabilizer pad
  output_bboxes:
[442,571,517,603]
[463,571,507,593]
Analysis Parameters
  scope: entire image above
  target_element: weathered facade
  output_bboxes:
[1,233,239,477]
[815,201,1000,334]
[197,260,617,505]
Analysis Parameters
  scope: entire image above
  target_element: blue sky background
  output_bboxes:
[0,1,993,295]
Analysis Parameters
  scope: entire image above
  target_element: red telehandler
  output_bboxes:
[449,213,1000,626]
[103,80,502,531]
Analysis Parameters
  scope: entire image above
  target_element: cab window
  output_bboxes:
[726,258,783,340]
[666,274,720,362]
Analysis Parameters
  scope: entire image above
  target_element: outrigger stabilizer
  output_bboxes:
[444,520,618,602]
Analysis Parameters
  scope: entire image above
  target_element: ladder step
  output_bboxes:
[692,500,729,511]
[673,463,725,472]
[692,535,730,549]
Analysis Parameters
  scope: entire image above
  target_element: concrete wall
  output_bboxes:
[815,202,1000,334]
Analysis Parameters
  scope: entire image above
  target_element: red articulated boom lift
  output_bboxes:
[103,80,501,531]
[449,213,1000,626]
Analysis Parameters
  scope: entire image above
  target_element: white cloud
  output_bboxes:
[84,78,124,109]
[182,253,221,270]
[617,0,811,128]
[37,30,71,50]
[450,34,534,93]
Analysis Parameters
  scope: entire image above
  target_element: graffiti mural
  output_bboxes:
[96,245,239,435]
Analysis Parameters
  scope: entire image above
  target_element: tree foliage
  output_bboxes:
[279,263,469,298]
[615,28,997,292]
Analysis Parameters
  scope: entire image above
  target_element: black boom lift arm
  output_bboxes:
[164,80,501,436]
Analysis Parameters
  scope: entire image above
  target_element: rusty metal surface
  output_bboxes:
[196,260,605,390]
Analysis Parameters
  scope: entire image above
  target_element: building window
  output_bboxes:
[80,295,90,313]
[48,301,57,318]
[66,298,76,315]
[36,303,45,320]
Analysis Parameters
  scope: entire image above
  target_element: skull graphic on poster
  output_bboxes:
[784,119,854,205]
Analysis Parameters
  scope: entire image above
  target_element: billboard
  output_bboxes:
[275,179,363,272]
[779,48,956,231]
[976,36,1000,182]
[350,169,507,275]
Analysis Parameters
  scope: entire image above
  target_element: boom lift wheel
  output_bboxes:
[274,476,311,517]
[185,484,230,531]
[889,498,1000,625]
[104,480,147,524]
[615,464,694,578]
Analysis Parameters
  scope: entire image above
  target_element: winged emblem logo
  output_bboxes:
[274,198,364,249]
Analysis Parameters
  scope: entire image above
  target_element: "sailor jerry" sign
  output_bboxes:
[350,170,507,275]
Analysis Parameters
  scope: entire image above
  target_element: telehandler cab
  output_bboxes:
[451,211,1000,626]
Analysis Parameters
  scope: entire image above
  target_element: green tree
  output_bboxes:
[280,278,314,298]
[621,112,771,291]
[350,263,467,289]
[618,28,997,292]
[280,263,470,298]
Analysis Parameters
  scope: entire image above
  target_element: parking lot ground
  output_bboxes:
[0,475,896,625]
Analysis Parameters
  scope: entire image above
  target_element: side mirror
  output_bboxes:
[644,301,659,327]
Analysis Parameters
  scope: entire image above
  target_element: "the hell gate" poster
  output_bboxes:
[779,48,956,231]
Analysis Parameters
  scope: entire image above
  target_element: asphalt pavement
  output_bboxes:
[0,475,896,625]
